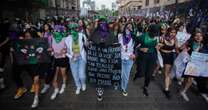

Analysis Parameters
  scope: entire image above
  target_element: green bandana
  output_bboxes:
[71,30,78,43]
[53,32,63,43]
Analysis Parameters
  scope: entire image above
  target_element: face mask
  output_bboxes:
[53,32,63,43]
[71,30,78,43]
[100,22,108,32]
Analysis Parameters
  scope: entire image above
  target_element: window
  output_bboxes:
[154,0,160,4]
[146,0,149,6]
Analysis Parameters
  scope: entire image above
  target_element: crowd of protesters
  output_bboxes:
[0,13,207,108]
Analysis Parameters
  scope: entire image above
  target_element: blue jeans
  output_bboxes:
[121,59,134,92]
[69,56,86,89]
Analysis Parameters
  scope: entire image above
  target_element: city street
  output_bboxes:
[0,0,208,110]
[0,65,207,110]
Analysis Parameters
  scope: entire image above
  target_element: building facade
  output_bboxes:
[117,0,192,16]
[0,0,80,21]
[117,0,143,16]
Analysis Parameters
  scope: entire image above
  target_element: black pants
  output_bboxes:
[196,77,208,94]
[13,64,24,88]
[136,52,157,87]
[41,61,55,85]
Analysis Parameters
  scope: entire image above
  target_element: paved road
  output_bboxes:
[0,64,207,110]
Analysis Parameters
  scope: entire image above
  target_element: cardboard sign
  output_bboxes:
[87,43,121,88]
[184,52,208,77]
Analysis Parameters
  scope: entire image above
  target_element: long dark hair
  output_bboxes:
[122,23,134,38]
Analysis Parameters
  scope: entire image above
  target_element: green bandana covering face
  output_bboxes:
[71,30,78,43]
[53,32,63,43]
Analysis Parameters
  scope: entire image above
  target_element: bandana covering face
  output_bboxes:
[98,22,109,39]
[123,29,132,45]
[53,32,63,43]
[164,35,175,41]
[71,30,79,43]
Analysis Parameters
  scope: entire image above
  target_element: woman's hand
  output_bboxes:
[129,54,136,60]
[47,48,53,52]
[140,48,148,53]
[155,43,163,50]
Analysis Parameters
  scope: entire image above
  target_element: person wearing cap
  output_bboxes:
[65,23,88,95]
[88,15,118,101]
[89,16,117,45]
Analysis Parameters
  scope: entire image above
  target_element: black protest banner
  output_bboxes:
[87,43,121,88]
[13,38,51,65]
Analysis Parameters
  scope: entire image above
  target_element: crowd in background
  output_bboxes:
[0,12,207,108]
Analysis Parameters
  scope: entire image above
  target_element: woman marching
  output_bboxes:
[65,23,88,95]
[180,29,206,101]
[134,24,160,96]
[39,23,54,94]
[89,16,118,101]
[159,27,177,99]
[50,27,68,100]
[12,30,43,108]
[118,23,136,96]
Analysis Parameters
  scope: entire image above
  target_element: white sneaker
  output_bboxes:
[50,89,59,100]
[0,78,5,89]
[75,88,80,95]
[81,84,86,91]
[59,84,66,94]
[201,93,208,103]
[0,83,5,89]
[122,90,128,97]
[31,96,39,108]
[40,84,50,94]
[180,92,190,102]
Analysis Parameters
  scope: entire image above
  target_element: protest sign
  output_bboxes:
[184,52,208,77]
[13,38,51,65]
[87,43,121,88]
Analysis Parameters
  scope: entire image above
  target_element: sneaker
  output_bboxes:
[41,84,50,94]
[81,84,86,91]
[158,70,162,74]
[50,89,59,100]
[177,81,182,86]
[122,90,128,97]
[133,76,137,82]
[180,92,189,102]
[97,96,103,101]
[201,93,208,103]
[0,78,5,90]
[163,90,171,99]
[59,84,66,94]
[14,87,27,99]
[143,87,149,97]
[0,83,5,90]
[75,88,80,95]
[31,96,39,108]
[30,84,35,93]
